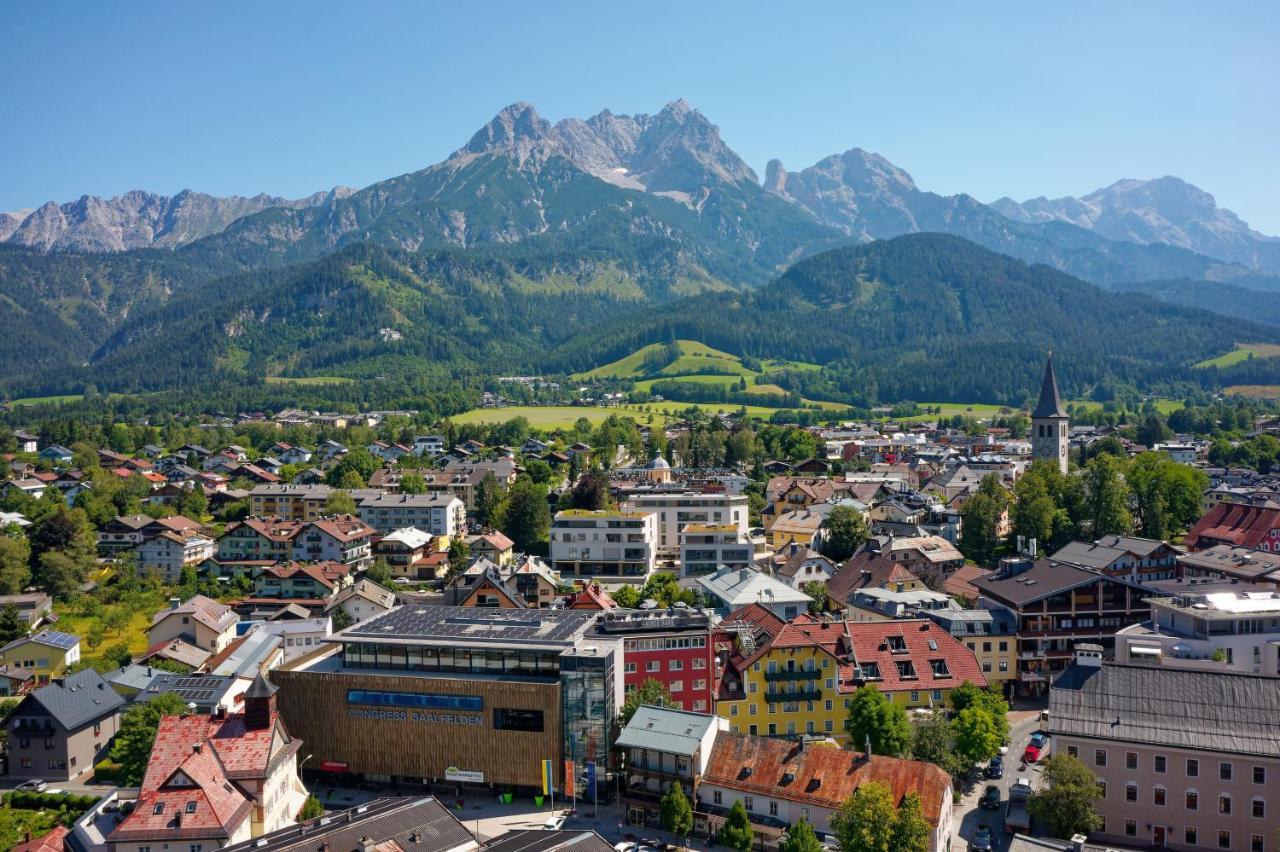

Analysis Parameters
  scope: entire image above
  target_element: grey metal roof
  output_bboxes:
[106,663,164,693]
[616,705,719,755]
[972,560,1130,607]
[221,796,475,852]
[335,604,597,648]
[484,831,614,852]
[1048,661,1280,758]
[1049,540,1128,570]
[20,668,124,730]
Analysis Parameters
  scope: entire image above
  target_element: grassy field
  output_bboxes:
[10,394,83,405]
[449,401,850,429]
[1194,343,1280,369]
[1224,385,1280,399]
[264,375,356,385]
[578,340,821,382]
[55,602,156,669]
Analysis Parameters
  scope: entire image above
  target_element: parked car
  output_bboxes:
[1029,732,1049,749]
[543,813,567,830]
[614,844,636,852]
[986,756,1003,778]
[1023,743,1044,763]
[970,824,994,851]
[14,779,46,792]
[980,785,1002,809]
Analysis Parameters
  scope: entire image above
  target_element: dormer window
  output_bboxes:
[186,801,197,813]
[895,660,916,679]
[153,803,165,815]
[887,635,908,653]
[929,659,950,678]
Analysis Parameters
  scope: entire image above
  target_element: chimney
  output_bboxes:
[360,837,377,852]
[170,596,181,610]
[1074,643,1104,668]
[1070,836,1087,852]
[192,742,202,754]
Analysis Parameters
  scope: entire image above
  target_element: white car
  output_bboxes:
[14,779,47,792]
[614,844,637,852]
[543,813,567,830]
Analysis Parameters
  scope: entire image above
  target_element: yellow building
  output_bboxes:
[716,615,988,739]
[769,508,825,550]
[0,630,82,686]
[249,484,334,521]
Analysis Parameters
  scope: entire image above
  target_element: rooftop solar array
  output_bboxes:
[340,604,597,646]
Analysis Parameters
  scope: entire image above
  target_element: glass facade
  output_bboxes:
[560,648,617,776]
[343,642,562,677]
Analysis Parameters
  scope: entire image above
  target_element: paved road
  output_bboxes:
[950,710,1047,851]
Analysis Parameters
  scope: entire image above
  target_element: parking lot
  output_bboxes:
[950,710,1047,851]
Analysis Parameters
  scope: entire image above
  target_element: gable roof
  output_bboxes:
[1187,502,1280,550]
[0,629,80,655]
[152,595,237,633]
[219,797,475,852]
[698,567,813,608]
[826,552,917,602]
[18,667,124,730]
[702,731,949,825]
[616,705,721,754]
[972,560,1134,607]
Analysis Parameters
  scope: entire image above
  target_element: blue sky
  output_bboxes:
[3,2,1278,232]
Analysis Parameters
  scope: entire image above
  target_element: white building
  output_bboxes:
[1116,590,1280,676]
[697,566,812,620]
[550,509,659,584]
[625,492,749,558]
[358,492,465,537]
[135,528,216,583]
[678,523,754,577]
[246,616,332,662]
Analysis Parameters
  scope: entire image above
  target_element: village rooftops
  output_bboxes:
[332,604,600,650]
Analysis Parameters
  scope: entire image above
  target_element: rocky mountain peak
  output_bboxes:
[462,101,554,156]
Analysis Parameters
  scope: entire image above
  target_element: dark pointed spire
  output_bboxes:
[245,671,278,699]
[1032,352,1068,419]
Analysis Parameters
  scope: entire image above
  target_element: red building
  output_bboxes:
[594,609,714,713]
[1187,502,1280,552]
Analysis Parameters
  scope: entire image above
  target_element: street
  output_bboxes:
[950,709,1046,852]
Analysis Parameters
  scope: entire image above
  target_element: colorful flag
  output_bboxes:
[585,761,597,799]
[564,760,576,798]
[541,759,554,795]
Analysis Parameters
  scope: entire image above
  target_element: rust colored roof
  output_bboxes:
[826,552,916,601]
[237,516,306,542]
[475,530,515,551]
[11,825,69,852]
[702,731,950,825]
[566,583,617,610]
[310,515,375,542]
[942,563,990,602]
[1187,502,1280,550]
[262,560,350,588]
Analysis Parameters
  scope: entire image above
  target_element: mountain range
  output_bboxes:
[2,99,1279,402]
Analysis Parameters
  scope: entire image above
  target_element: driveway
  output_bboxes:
[951,710,1047,851]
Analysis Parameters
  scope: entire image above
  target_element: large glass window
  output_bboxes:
[347,690,483,711]
[494,708,545,732]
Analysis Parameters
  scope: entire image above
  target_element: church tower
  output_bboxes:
[1031,353,1069,474]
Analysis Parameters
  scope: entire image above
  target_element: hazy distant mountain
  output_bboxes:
[0,187,353,252]
[991,176,1280,273]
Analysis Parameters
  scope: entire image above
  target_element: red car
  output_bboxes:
[1023,744,1043,763]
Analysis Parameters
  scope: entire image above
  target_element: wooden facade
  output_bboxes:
[272,667,563,788]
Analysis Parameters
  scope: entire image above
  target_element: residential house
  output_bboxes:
[447,556,561,608]
[218,517,305,563]
[924,606,1019,693]
[1176,545,1280,587]
[773,546,838,592]
[716,616,986,740]
[1187,502,1280,552]
[1050,535,1181,583]
[879,534,965,578]
[253,561,352,600]
[148,595,239,654]
[550,509,659,583]
[39,444,73,465]
[1049,647,1280,852]
[5,668,123,781]
[697,731,953,852]
[595,609,715,713]
[136,528,217,583]
[626,492,750,559]
[0,592,53,631]
[107,674,307,851]
[679,524,754,578]
[4,477,48,499]
[412,435,446,456]
[1115,590,1280,675]
[0,666,35,696]
[13,430,38,453]
[467,530,516,566]
[327,578,396,625]
[276,444,313,465]
[289,515,374,570]
[769,507,828,551]
[248,483,335,521]
[246,617,332,663]
[698,567,812,620]
[615,705,728,827]
[972,558,1154,694]
[0,630,81,685]
[373,527,443,581]
[358,492,466,538]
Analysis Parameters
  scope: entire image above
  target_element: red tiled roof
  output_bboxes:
[310,515,375,542]
[566,583,617,610]
[1187,502,1280,551]
[942,563,990,602]
[826,552,915,602]
[11,825,69,852]
[702,732,950,825]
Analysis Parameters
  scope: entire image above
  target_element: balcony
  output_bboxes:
[764,669,819,682]
[764,688,822,703]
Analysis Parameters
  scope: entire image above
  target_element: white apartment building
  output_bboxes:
[678,523,753,577]
[357,492,465,537]
[135,529,216,583]
[625,492,749,559]
[246,616,332,662]
[550,509,658,584]
[1116,590,1280,676]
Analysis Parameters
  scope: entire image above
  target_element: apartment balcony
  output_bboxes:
[764,688,822,703]
[763,669,820,682]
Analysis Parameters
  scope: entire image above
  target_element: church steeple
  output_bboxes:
[1031,352,1069,474]
[243,672,278,730]
[1032,352,1068,419]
